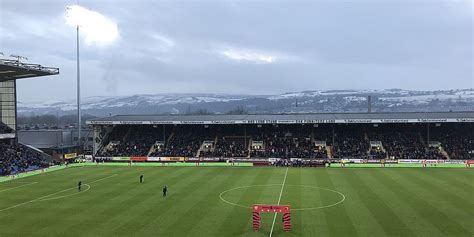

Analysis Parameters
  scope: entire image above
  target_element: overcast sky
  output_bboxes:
[0,0,472,102]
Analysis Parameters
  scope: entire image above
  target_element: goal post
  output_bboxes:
[252,204,291,232]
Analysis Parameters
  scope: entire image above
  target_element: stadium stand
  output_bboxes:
[204,136,249,158]
[247,125,329,159]
[369,130,426,159]
[0,142,51,176]
[332,126,369,159]
[0,56,59,176]
[430,125,474,159]
[100,125,164,156]
[151,126,213,157]
[91,115,474,160]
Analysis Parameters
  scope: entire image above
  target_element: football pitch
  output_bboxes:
[0,166,473,237]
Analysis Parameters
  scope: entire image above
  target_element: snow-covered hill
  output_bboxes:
[18,89,474,116]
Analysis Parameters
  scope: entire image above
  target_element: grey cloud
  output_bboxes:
[0,0,472,102]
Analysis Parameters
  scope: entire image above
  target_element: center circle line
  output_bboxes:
[219,184,346,211]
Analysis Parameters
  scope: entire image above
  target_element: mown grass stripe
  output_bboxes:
[74,167,195,235]
[243,168,285,236]
[420,169,473,203]
[269,166,289,237]
[327,169,384,237]
[138,167,218,235]
[367,169,445,236]
[399,170,473,235]
[215,168,279,236]
[377,169,463,236]
[166,168,244,236]
[323,169,360,237]
[146,167,223,236]
[0,166,472,237]
[434,169,474,189]
[4,172,120,235]
[295,168,305,236]
[352,169,414,236]
[307,168,330,236]
[187,168,250,236]
[101,171,187,235]
[405,169,473,216]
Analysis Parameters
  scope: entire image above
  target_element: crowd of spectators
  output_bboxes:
[202,137,249,157]
[443,138,473,159]
[430,125,473,159]
[274,158,327,167]
[0,142,49,176]
[249,126,329,159]
[293,138,328,158]
[250,131,294,158]
[332,131,369,159]
[102,126,164,156]
[206,126,251,158]
[151,126,213,157]
[95,124,473,160]
[375,132,426,159]
[368,149,387,159]
[152,133,200,157]
[425,147,446,160]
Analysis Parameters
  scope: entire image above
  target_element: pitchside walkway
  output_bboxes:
[1,161,470,183]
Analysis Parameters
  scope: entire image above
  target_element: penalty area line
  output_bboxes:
[269,167,288,237]
[31,184,91,202]
[87,174,118,184]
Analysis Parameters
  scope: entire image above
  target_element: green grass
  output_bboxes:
[0,166,473,237]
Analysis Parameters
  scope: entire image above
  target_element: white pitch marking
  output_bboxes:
[87,174,118,184]
[32,184,91,202]
[219,184,346,211]
[269,167,288,237]
[0,174,117,212]
[219,184,282,209]
[0,181,36,184]
[291,185,346,211]
[0,182,38,193]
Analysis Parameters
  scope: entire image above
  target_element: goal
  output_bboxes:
[252,204,291,232]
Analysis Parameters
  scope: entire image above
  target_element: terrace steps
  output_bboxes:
[148,142,161,156]
[326,146,333,158]
[247,137,252,158]
[439,146,451,160]
[197,142,207,158]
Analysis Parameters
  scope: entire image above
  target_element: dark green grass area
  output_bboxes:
[0,166,473,237]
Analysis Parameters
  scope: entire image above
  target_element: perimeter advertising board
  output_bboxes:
[64,153,77,159]
[112,157,130,161]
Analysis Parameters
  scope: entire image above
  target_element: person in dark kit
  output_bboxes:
[163,185,168,197]
[140,174,144,183]
[78,181,82,191]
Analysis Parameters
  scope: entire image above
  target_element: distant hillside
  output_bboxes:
[18,89,474,117]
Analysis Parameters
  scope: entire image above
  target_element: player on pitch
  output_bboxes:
[163,185,168,197]
[78,181,82,192]
[140,174,144,183]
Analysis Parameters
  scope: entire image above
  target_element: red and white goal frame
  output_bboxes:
[252,204,291,232]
